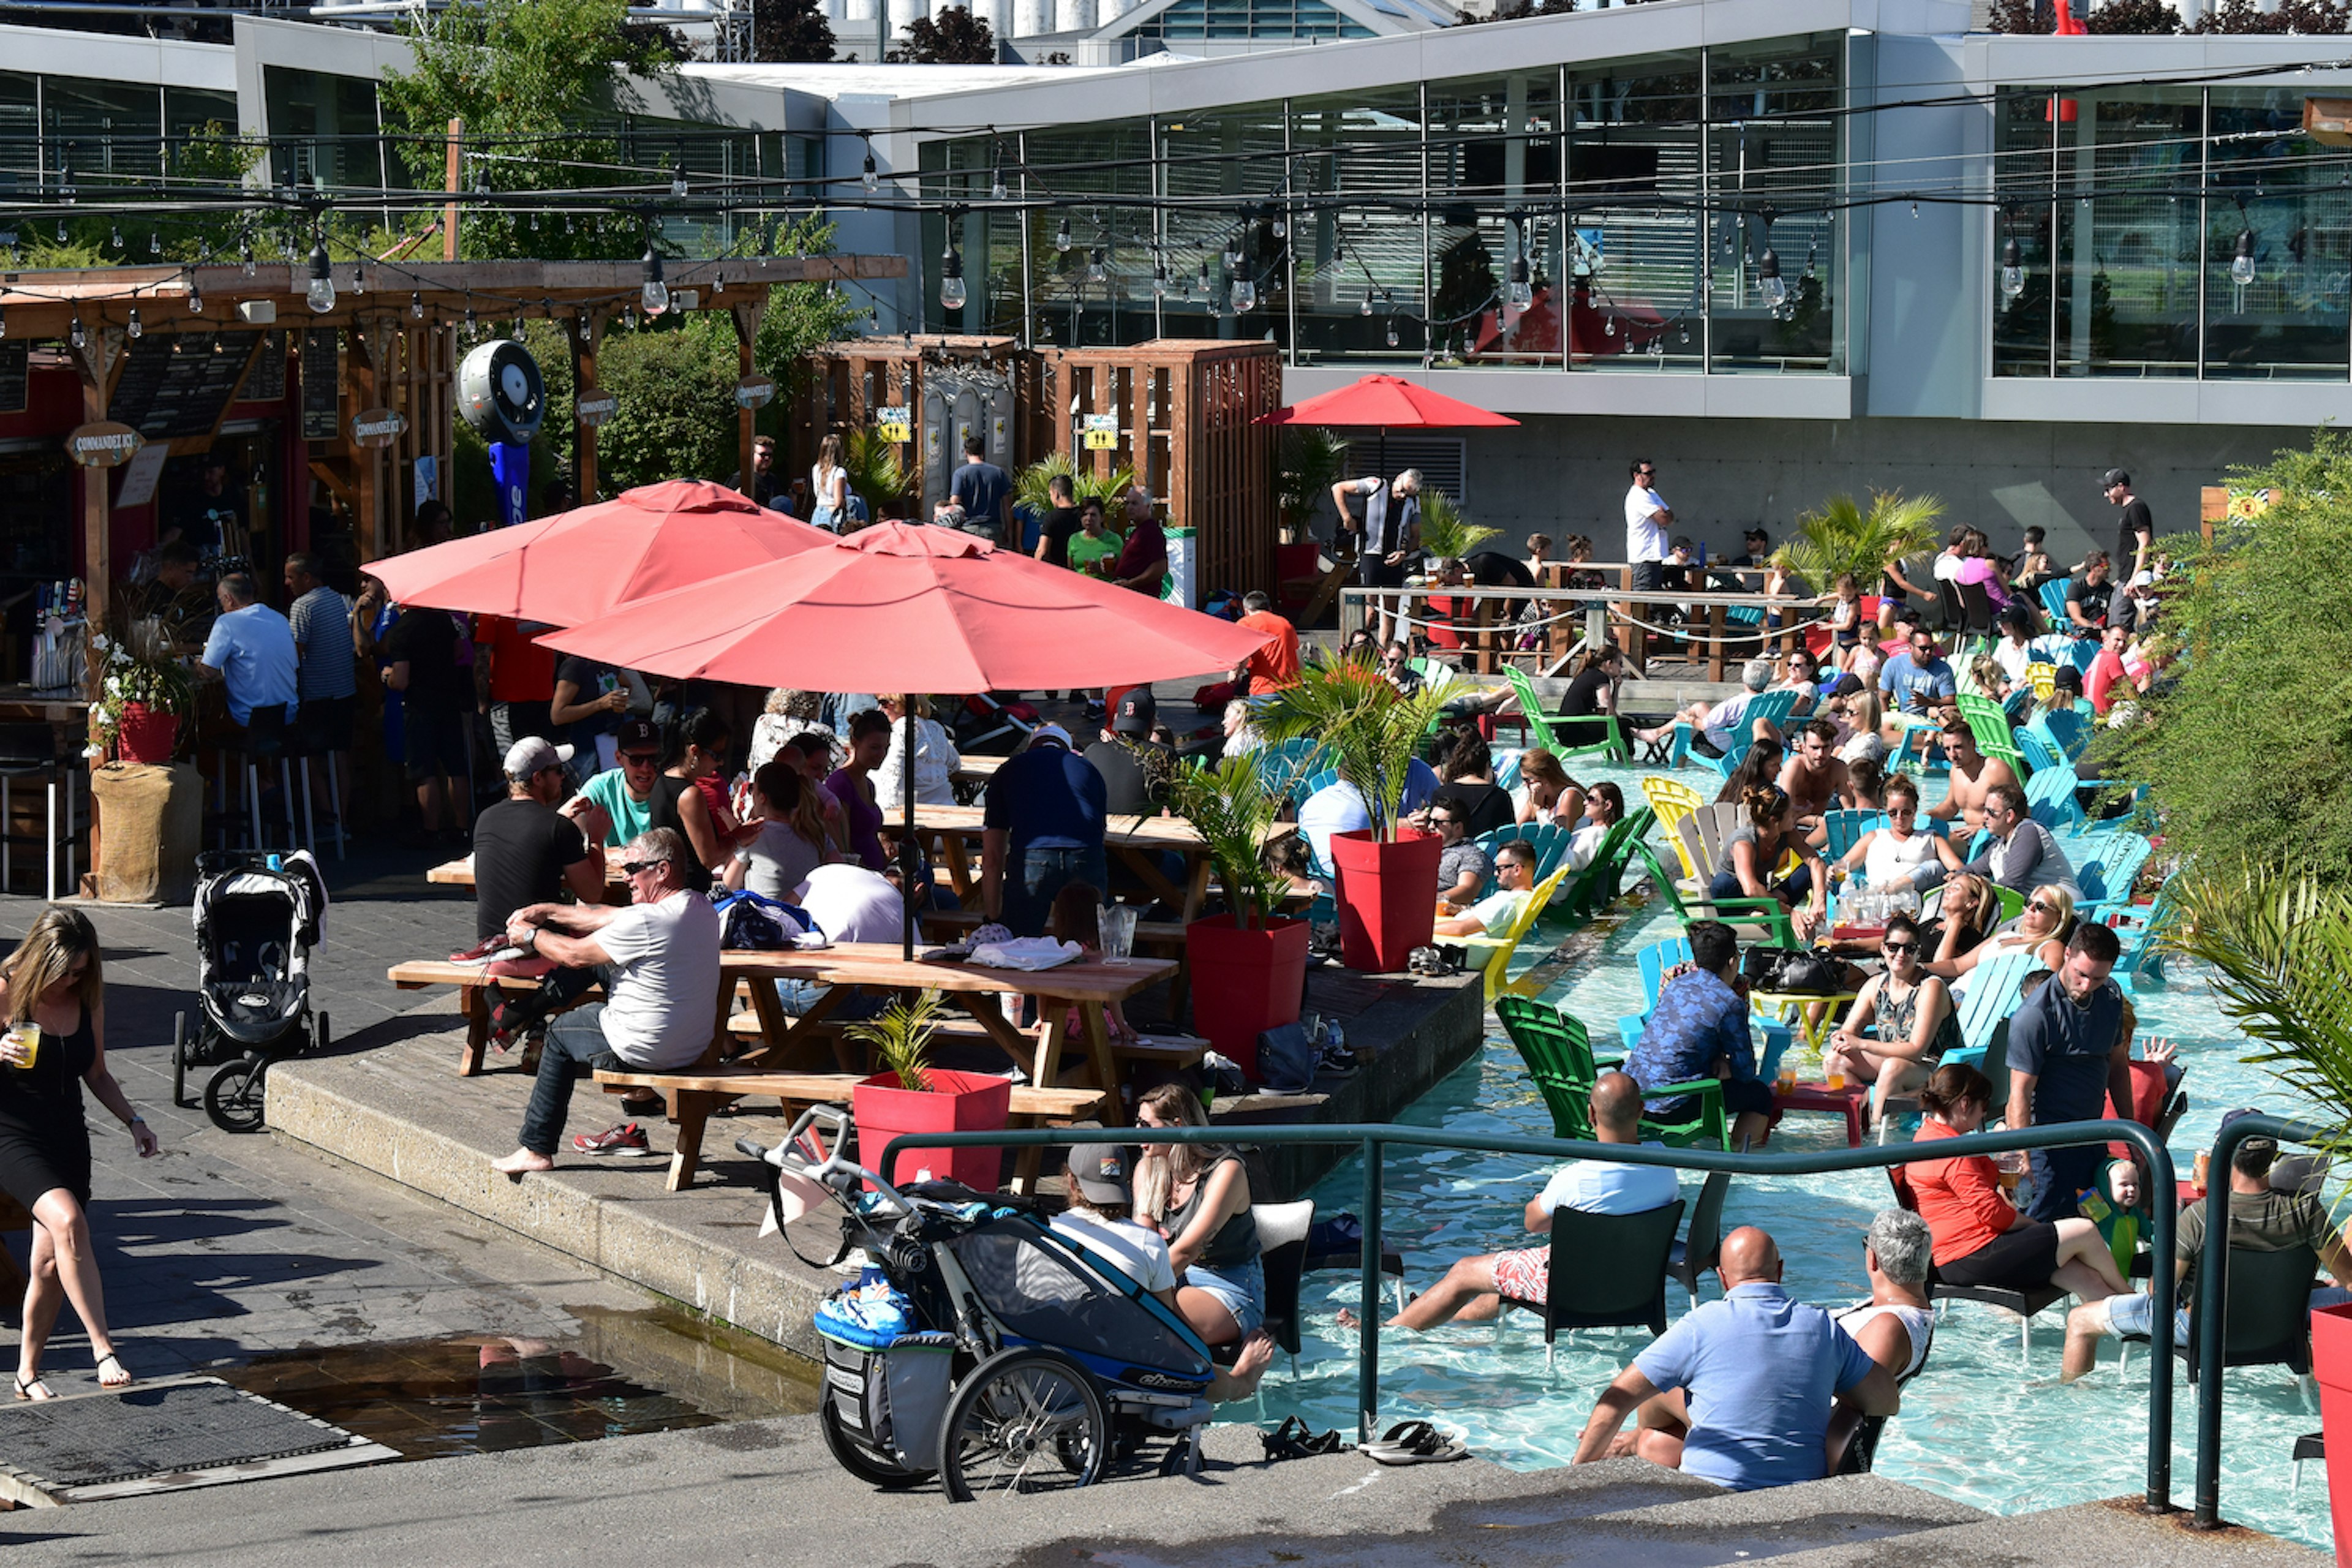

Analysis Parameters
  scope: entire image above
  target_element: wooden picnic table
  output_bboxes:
[429,845,630,894]
[882,802,1287,922]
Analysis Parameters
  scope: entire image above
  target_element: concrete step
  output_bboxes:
[1760,1496,2328,1568]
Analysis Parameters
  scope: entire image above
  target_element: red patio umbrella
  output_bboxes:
[363,480,835,628]
[538,522,1274,954]
[1254,372,1521,433]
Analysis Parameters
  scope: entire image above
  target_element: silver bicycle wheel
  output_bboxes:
[936,1348,1107,1502]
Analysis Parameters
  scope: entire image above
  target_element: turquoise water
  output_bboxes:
[1254,759,2339,1551]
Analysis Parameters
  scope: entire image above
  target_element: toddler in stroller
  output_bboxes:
[173,850,330,1133]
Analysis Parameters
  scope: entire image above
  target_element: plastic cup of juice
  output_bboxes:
[1824,1069,1846,1091]
[6,1023,38,1071]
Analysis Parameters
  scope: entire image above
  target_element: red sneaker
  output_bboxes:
[570,1122,652,1157]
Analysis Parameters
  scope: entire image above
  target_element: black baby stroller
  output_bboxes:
[173,849,330,1133]
[739,1110,1218,1501]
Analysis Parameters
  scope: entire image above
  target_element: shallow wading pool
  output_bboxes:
[1253,754,2337,1551]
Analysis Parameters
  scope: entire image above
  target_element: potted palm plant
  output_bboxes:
[1013,451,1136,518]
[1276,429,1349,545]
[848,990,1012,1193]
[2165,864,2352,1559]
[89,619,195,765]
[1258,656,1459,972]
[843,427,911,525]
[1770,489,1945,603]
[1414,487,1499,563]
[1166,752,1310,1077]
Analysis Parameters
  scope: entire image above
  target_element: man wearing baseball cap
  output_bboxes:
[2062,1107,2352,1381]
[473,737,603,942]
[564,717,665,850]
[2101,469,2154,583]
[981,722,1107,937]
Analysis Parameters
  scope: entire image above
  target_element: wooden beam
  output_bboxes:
[731,298,767,502]
[571,311,605,505]
[443,118,461,264]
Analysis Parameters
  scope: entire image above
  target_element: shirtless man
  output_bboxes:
[1924,718,2019,839]
[1777,719,1849,843]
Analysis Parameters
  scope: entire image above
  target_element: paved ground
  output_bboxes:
[0,839,649,1390]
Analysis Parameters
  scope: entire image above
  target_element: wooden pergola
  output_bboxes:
[1,252,907,632]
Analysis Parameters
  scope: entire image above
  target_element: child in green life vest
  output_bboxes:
[2079,1156,2147,1281]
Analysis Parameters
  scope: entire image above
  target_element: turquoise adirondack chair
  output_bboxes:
[2109,884,2176,992]
[2016,724,2067,776]
[2037,579,2073,630]
[2024,764,2085,831]
[2038,707,2090,761]
[1615,930,1794,1068]
[1823,809,1890,864]
[1698,688,1803,784]
[1946,952,2039,1073]
[2072,832,2152,919]
[1469,822,1572,896]
[1251,738,1327,807]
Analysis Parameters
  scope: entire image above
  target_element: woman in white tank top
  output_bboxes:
[1831,777,1962,895]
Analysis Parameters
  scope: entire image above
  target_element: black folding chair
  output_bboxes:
[2119,1243,2320,1380]
[1665,1170,1731,1299]
[1501,1200,1684,1366]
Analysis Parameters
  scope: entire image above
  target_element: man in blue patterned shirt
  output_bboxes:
[1624,921,1771,1148]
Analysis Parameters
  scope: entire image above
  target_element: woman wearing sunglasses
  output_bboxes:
[1926,883,2075,990]
[1824,914,1960,1133]
[1829,775,1963,896]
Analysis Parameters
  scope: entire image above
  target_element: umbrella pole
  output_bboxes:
[900,706,918,961]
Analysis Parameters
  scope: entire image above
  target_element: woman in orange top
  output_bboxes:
[1907,1063,2128,1301]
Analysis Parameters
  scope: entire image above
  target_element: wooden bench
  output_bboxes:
[591,1066,1107,1191]
[390,960,609,1078]
[719,1006,1205,1078]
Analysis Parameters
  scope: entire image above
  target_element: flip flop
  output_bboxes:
[13,1374,50,1401]
[1362,1419,1469,1466]
[95,1354,133,1390]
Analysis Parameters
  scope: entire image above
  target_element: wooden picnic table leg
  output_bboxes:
[940,831,975,900]
[665,1090,715,1191]
[1074,1003,1126,1125]
[1179,852,1213,924]
[956,992,1041,1077]
[1113,845,1188,914]
[458,985,489,1077]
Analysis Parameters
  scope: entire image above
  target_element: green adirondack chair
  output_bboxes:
[1505,664,1629,764]
[1632,840,1801,946]
[1955,692,2026,776]
[1494,997,1727,1150]
[1556,807,1658,921]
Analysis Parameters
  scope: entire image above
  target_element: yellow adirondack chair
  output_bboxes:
[2024,662,2057,704]
[1641,776,1707,882]
[1460,864,1575,1003]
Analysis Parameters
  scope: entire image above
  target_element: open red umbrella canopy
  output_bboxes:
[363,480,835,628]
[1254,373,1521,430]
[535,521,1271,693]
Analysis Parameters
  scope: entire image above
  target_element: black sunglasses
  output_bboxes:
[620,857,670,876]
[1882,940,1917,955]
[620,752,660,766]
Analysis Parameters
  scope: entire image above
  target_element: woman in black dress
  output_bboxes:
[0,908,157,1399]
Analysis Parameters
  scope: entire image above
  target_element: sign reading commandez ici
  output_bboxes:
[66,421,142,468]
[350,408,408,450]
[578,392,619,428]
[735,374,776,410]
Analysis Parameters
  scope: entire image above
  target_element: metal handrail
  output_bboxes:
[881,1118,2177,1512]
[2191,1112,2335,1530]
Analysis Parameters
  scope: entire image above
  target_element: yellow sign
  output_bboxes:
[2226,488,2277,519]
[876,404,911,442]
[1083,413,1118,451]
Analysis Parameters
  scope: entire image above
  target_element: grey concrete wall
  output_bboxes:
[1455,413,2303,566]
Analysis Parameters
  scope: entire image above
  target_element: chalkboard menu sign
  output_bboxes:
[300,328,340,441]
[0,342,27,415]
[246,330,287,402]
[104,330,260,442]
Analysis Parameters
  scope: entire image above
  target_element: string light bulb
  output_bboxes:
[641,245,670,316]
[1360,288,1374,317]
[2000,236,2026,301]
[2231,227,2258,287]
[939,244,967,311]
[861,143,878,194]
[305,238,336,313]
[1757,246,1787,311]
[1086,247,1107,285]
[1231,276,1256,313]
[187,284,202,315]
[1385,316,1400,349]
[411,290,425,320]
[68,313,84,350]
[1055,217,1071,253]
[126,307,141,340]
[1507,254,1534,313]
[1151,260,1167,298]
[241,238,255,277]
[671,159,688,198]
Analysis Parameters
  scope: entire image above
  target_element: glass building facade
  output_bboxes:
[0,72,237,192]
[916,30,1850,375]
[1994,81,2352,382]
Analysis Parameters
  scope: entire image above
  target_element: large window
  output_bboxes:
[1706,34,1840,373]
[46,77,161,184]
[1293,87,1425,363]
[1127,0,1371,40]
[1569,55,1703,372]
[1430,72,1564,369]
[2204,86,2346,382]
[1158,103,1288,344]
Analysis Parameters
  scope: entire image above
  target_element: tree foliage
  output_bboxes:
[754,0,837,59]
[2191,0,2350,31]
[2098,429,2352,876]
[379,0,676,262]
[592,316,745,494]
[889,6,996,62]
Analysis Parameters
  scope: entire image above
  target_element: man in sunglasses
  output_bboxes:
[1430,802,1491,909]
[1959,782,2080,903]
[562,717,665,850]
[491,826,720,1174]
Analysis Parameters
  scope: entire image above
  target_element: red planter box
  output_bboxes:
[116,704,178,766]
[851,1069,1012,1194]
[2312,1301,2352,1565]
[1329,826,1442,974]
[1185,914,1310,1077]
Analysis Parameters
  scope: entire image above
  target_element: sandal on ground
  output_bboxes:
[1362,1419,1469,1466]
[95,1353,133,1389]
[13,1374,50,1401]
[1261,1415,1346,1462]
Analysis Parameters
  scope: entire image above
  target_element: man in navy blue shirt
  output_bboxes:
[1623,921,1771,1148]
[948,436,1012,546]
[981,725,1108,937]
[2005,922,2135,1223]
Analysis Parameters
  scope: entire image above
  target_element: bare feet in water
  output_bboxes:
[492,1148,554,1175]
